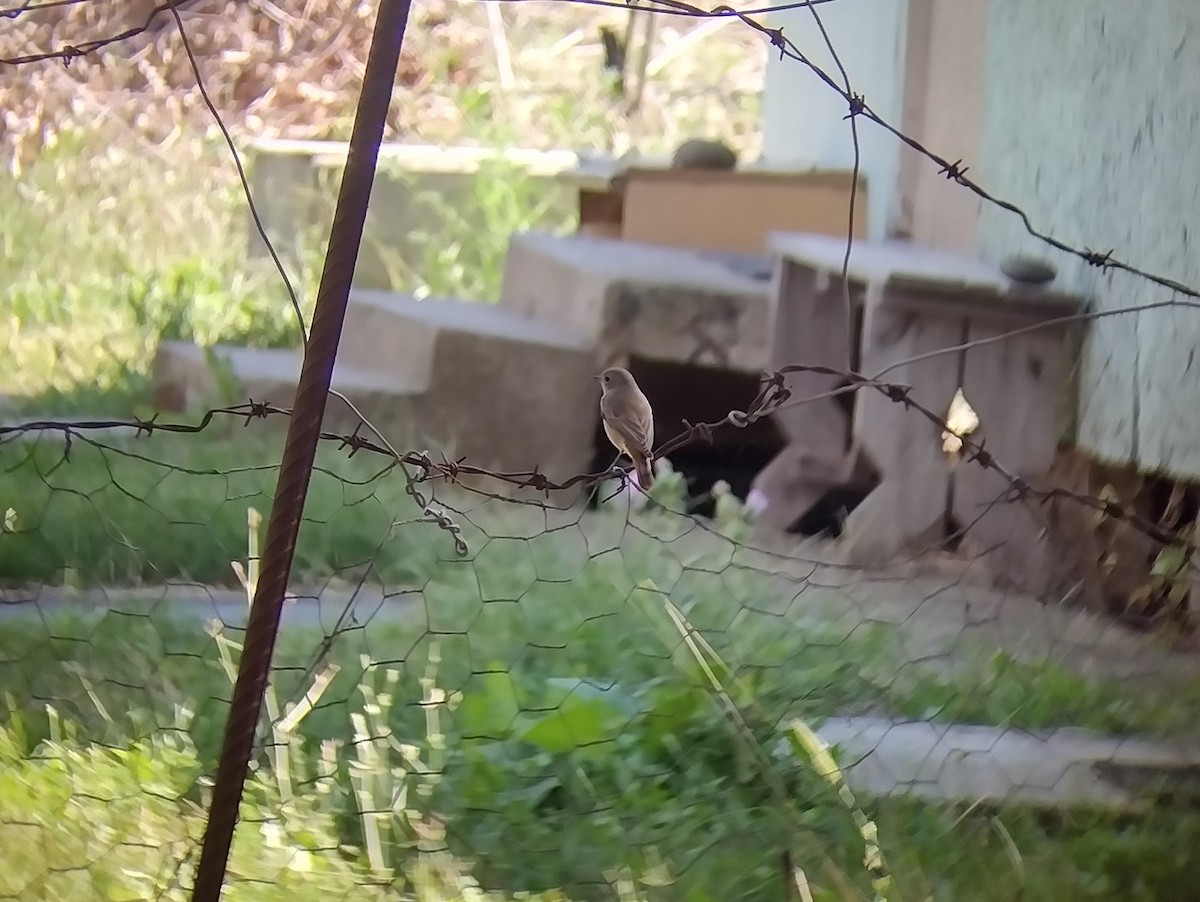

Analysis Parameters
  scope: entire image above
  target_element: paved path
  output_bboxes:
[4,564,1199,698]
[819,715,1200,812]
[0,583,420,632]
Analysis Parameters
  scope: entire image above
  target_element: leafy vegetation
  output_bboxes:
[2,585,1199,900]
[0,129,575,417]
[3,473,1200,899]
[0,134,304,415]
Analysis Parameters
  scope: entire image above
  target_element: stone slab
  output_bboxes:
[405,307,597,484]
[338,291,598,482]
[150,340,399,409]
[150,339,432,443]
[244,140,579,292]
[339,290,590,389]
[498,231,774,373]
[813,715,1200,811]
[151,290,601,484]
[769,231,1084,320]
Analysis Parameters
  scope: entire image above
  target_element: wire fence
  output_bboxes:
[3,1,1200,901]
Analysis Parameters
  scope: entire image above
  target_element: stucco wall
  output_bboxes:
[976,0,1200,476]
[760,0,908,241]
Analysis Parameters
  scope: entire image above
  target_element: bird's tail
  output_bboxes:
[634,454,655,490]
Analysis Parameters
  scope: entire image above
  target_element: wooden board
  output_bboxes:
[842,303,966,562]
[953,321,1071,595]
[618,167,867,255]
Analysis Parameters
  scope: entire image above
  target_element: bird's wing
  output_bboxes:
[601,392,654,457]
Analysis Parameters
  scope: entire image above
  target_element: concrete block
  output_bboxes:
[152,293,601,485]
[244,140,579,293]
[150,339,415,438]
[151,341,302,413]
[244,147,321,271]
[339,290,583,392]
[344,292,598,482]
[498,231,774,373]
[816,715,1200,812]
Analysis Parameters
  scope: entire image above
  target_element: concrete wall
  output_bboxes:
[975,0,1200,477]
[894,0,987,253]
[759,0,908,241]
[245,140,579,298]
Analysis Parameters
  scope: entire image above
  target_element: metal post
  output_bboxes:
[190,0,414,896]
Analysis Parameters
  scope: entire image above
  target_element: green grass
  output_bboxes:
[0,132,310,416]
[1,430,1196,736]
[2,0,770,414]
[0,722,393,901]
[0,429,443,588]
[2,593,1199,900]
[3,427,1200,898]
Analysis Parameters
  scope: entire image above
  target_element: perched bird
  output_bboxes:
[596,366,655,489]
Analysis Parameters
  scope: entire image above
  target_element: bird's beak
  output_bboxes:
[592,374,602,381]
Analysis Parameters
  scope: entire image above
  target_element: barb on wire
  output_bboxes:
[1,0,105,17]
[5,0,1197,626]
[7,0,1200,373]
[672,0,1200,300]
[0,401,281,441]
[503,0,1199,304]
[0,0,32,18]
[791,0,862,373]
[10,3,1200,901]
[156,0,467,557]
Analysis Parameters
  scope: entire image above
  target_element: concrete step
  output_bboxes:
[151,293,601,482]
[151,340,419,440]
[340,291,599,480]
[151,341,412,408]
[815,715,1200,812]
[339,289,591,389]
[498,230,774,373]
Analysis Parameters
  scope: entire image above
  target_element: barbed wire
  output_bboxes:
[1,0,1192,685]
[0,0,844,23]
[4,348,1194,557]
[0,0,176,65]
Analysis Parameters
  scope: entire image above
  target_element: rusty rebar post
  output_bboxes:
[190,0,413,897]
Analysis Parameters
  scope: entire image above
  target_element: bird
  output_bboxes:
[596,366,655,489]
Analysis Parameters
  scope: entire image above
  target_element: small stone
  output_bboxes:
[1001,254,1058,285]
[670,138,738,171]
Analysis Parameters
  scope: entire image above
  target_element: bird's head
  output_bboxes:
[595,367,637,392]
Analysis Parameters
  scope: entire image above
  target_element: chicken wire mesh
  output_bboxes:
[3,1,1200,901]
[3,420,1200,900]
